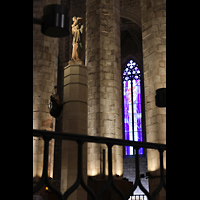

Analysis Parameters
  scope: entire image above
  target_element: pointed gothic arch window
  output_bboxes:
[123,60,144,156]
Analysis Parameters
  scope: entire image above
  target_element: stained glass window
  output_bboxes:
[123,60,143,155]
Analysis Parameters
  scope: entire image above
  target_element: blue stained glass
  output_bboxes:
[139,148,143,155]
[138,131,143,142]
[133,104,142,114]
[123,60,143,156]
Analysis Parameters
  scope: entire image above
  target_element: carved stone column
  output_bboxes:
[141,0,166,199]
[86,0,123,176]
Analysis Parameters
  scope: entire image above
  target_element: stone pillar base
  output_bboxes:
[60,61,88,200]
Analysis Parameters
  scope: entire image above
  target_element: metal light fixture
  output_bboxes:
[33,4,69,37]
[48,86,63,118]
[155,88,166,107]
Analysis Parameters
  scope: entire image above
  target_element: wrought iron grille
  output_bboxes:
[33,129,166,200]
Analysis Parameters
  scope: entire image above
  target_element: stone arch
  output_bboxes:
[120,9,141,29]
[120,15,143,68]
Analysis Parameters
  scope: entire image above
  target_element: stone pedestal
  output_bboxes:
[60,61,88,200]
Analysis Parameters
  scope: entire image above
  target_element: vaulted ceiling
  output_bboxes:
[120,17,143,67]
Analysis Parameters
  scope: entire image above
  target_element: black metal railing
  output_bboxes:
[33,129,166,200]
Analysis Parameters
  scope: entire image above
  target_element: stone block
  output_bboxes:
[63,83,87,103]
[61,63,88,198]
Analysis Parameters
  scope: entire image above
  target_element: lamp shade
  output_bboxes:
[41,4,69,37]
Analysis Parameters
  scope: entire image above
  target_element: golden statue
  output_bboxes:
[71,16,84,61]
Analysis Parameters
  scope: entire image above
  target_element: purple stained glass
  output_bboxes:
[123,60,143,155]
[123,80,133,142]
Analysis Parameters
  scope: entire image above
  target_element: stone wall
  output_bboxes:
[140,0,166,198]
[141,0,166,166]
[33,0,60,181]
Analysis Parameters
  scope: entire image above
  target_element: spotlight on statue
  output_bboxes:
[155,88,166,107]
[42,4,69,37]
[33,4,69,38]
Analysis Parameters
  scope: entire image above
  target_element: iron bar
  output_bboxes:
[33,129,166,151]
[33,136,50,194]
[108,145,126,200]
[33,129,166,200]
[96,145,113,198]
[103,149,105,176]
[33,136,63,200]
[151,149,166,199]
[63,141,98,200]
[125,147,151,200]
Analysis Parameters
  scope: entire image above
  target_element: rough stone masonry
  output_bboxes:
[86,0,123,176]
[141,0,166,199]
[33,0,60,181]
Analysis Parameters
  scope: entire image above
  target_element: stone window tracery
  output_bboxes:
[123,60,143,155]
